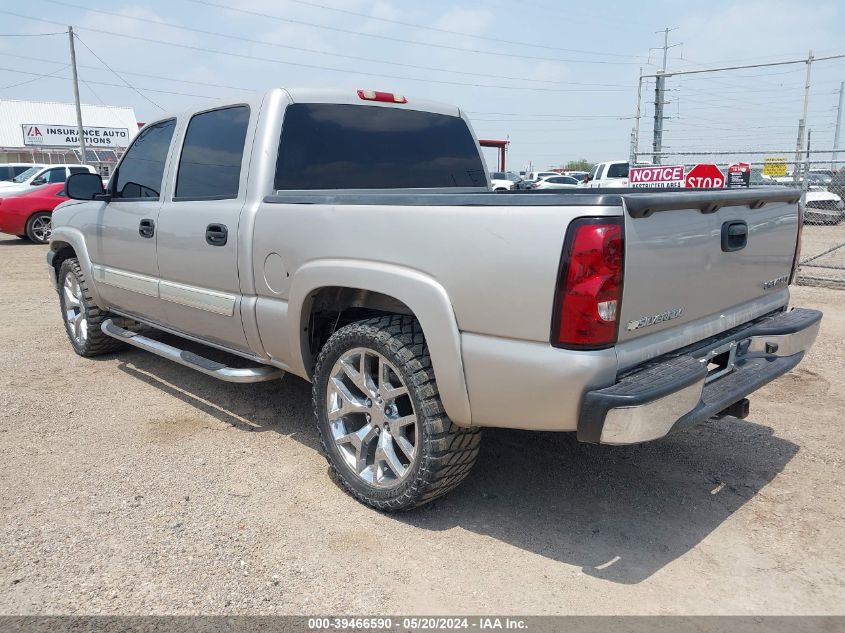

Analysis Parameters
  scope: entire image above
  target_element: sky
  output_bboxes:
[1,0,844,172]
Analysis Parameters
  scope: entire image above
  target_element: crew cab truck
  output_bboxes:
[48,88,821,511]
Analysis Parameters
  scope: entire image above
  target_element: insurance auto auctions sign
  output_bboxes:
[21,124,131,148]
[629,164,685,188]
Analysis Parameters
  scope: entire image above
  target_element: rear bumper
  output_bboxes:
[578,307,822,444]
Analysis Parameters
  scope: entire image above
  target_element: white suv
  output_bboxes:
[0,164,97,196]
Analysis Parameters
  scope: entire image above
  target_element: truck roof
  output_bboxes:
[156,88,462,128]
[281,88,462,117]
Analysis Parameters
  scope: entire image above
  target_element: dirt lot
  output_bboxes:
[1,233,844,615]
[797,223,845,287]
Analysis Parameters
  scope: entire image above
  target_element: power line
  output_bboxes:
[0,63,70,90]
[258,0,647,59]
[0,66,221,99]
[184,0,643,65]
[0,11,624,93]
[0,30,65,36]
[2,52,259,93]
[72,33,166,111]
[36,0,631,87]
[467,110,630,118]
[79,77,137,128]
[0,12,631,93]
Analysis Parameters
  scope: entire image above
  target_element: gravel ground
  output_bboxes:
[0,234,844,615]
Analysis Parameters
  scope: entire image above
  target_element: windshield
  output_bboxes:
[11,167,41,183]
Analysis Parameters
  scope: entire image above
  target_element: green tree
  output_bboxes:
[563,159,594,172]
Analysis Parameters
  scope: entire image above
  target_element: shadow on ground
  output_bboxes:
[113,342,798,585]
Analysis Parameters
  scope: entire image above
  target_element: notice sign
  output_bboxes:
[727,162,751,188]
[22,124,131,148]
[629,164,685,188]
[763,157,787,177]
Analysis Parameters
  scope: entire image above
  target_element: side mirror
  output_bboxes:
[67,172,107,201]
[31,177,46,186]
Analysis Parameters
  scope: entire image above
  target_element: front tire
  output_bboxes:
[25,212,52,244]
[58,258,124,357]
[313,315,481,511]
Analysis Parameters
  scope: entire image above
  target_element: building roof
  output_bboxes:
[0,99,138,149]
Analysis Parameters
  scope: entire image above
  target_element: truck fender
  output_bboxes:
[48,226,105,307]
[288,259,472,427]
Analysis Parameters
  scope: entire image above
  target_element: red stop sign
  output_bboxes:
[685,164,725,188]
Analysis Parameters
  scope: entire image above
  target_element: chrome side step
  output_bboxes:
[101,318,284,383]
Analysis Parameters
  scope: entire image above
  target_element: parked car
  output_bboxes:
[49,88,821,510]
[0,183,67,244]
[750,169,778,186]
[563,170,590,182]
[829,168,845,201]
[580,160,629,188]
[490,171,531,191]
[526,171,559,182]
[804,189,845,225]
[0,164,96,196]
[0,163,43,182]
[532,175,580,189]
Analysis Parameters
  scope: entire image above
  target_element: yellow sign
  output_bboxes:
[763,157,788,177]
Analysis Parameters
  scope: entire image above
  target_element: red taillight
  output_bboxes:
[552,218,624,348]
[357,89,408,104]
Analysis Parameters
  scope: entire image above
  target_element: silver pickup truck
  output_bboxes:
[48,88,821,511]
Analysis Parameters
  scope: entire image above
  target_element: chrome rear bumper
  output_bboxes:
[578,307,822,445]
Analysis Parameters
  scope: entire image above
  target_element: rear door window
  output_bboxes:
[175,105,250,200]
[275,104,486,189]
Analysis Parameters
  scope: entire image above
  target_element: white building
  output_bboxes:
[0,99,139,176]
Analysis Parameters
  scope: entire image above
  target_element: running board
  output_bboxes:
[101,318,284,383]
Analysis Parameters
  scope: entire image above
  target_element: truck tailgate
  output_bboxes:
[617,188,801,346]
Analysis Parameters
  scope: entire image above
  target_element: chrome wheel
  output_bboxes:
[326,347,418,488]
[29,215,51,243]
[63,272,87,346]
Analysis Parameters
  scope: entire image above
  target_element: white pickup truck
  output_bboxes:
[48,88,821,510]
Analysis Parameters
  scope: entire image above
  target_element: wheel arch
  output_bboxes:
[48,228,103,305]
[289,259,472,426]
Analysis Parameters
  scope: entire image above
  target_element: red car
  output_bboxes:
[0,183,68,244]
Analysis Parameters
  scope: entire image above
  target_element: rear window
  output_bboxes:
[275,103,486,190]
[607,162,629,178]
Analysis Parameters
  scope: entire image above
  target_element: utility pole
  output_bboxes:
[651,27,679,165]
[793,50,813,184]
[832,81,843,174]
[68,26,86,162]
[631,67,643,165]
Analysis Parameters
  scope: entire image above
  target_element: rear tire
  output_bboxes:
[58,257,125,357]
[24,211,52,244]
[313,315,481,511]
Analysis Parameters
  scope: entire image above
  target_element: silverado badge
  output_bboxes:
[626,307,685,332]
[762,275,789,290]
